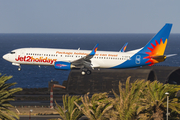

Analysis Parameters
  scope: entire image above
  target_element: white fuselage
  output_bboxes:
[3,48,141,68]
[2,24,173,71]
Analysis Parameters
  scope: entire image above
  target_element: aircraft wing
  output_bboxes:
[71,44,99,69]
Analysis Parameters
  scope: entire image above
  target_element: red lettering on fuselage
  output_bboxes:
[15,55,57,64]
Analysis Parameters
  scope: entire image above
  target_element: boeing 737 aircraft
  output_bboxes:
[3,23,173,75]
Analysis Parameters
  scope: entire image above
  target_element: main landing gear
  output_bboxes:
[81,69,91,75]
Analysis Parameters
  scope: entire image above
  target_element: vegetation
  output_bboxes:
[0,73,22,120]
[137,80,180,120]
[112,77,146,120]
[75,92,113,120]
[55,95,82,120]
[56,77,180,120]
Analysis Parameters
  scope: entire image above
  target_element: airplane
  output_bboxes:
[3,23,173,75]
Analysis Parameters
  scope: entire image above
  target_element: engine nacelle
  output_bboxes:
[54,61,74,70]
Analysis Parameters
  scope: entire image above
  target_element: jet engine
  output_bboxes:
[54,61,75,70]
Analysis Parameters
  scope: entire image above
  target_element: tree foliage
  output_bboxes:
[137,80,180,120]
[55,94,82,120]
[56,77,180,120]
[75,92,113,120]
[0,73,22,120]
[112,76,146,120]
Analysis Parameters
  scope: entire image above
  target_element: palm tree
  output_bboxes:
[75,92,113,120]
[0,73,22,120]
[55,94,83,120]
[112,77,146,120]
[137,80,180,120]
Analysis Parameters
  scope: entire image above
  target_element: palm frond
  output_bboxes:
[55,95,82,120]
[76,92,113,120]
[112,77,146,120]
[0,73,22,120]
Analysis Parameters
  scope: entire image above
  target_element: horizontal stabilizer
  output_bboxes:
[150,55,166,60]
[147,54,177,64]
[166,54,177,58]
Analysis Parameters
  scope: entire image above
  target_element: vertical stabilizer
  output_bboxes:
[139,23,172,66]
[139,23,172,55]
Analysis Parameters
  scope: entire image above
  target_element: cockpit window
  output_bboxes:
[10,52,15,54]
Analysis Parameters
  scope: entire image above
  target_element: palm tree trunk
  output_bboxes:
[152,107,164,120]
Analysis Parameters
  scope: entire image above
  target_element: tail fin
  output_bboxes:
[139,23,172,66]
[139,23,172,55]
[111,23,173,69]
[120,42,128,52]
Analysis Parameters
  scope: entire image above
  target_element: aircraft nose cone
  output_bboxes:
[3,54,9,60]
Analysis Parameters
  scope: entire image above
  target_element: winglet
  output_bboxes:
[120,42,128,52]
[89,44,99,56]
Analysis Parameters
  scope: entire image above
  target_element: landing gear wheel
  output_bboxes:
[18,67,21,71]
[86,70,91,75]
[81,71,86,75]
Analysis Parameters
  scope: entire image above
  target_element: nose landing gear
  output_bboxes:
[12,63,21,71]
[18,67,21,71]
[18,65,21,71]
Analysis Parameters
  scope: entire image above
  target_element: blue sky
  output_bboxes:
[0,0,180,33]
